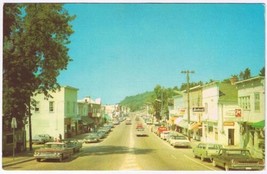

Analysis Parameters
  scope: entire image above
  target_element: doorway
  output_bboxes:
[228,129,235,145]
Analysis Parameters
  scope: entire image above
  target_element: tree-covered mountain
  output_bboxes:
[120,91,154,111]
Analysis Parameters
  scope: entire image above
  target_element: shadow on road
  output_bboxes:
[80,145,154,156]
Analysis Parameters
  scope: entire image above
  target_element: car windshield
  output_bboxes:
[174,136,187,140]
[45,144,63,149]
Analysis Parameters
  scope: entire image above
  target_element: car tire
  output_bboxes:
[224,164,229,171]
[59,154,63,162]
[212,160,216,167]
[36,158,41,162]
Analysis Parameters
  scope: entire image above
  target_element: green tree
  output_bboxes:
[3,4,75,129]
[259,67,265,76]
[243,68,251,80]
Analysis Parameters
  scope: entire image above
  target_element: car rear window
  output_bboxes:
[207,144,220,149]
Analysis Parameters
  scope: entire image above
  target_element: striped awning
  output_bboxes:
[189,122,202,130]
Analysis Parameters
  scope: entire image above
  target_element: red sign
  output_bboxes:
[235,109,241,117]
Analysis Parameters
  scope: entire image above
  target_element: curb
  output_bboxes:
[3,157,35,168]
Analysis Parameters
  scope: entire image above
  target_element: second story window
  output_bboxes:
[34,101,40,112]
[49,101,54,112]
[254,92,260,111]
[73,102,76,114]
[239,96,250,110]
[67,101,70,114]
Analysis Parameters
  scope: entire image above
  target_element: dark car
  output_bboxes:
[84,133,100,143]
[62,139,83,153]
[211,148,265,171]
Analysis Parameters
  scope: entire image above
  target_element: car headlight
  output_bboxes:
[34,152,40,155]
[55,152,61,156]
[231,159,237,164]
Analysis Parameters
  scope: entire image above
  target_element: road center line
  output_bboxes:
[171,155,177,159]
[183,154,216,171]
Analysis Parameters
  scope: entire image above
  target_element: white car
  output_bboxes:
[160,131,170,140]
[169,135,190,148]
[136,127,148,137]
[32,134,54,144]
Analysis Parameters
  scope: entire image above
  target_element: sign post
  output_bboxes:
[11,117,17,160]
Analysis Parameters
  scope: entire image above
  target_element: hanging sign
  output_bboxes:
[11,117,17,129]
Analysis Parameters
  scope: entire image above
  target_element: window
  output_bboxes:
[49,101,54,112]
[73,102,76,113]
[34,101,40,112]
[205,103,208,114]
[239,96,250,110]
[254,93,260,111]
[67,102,70,113]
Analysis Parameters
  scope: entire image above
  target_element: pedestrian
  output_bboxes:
[59,134,62,142]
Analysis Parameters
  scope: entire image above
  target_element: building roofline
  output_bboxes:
[235,76,264,85]
[61,85,79,91]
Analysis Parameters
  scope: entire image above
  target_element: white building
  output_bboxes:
[202,81,240,146]
[28,86,78,140]
[235,76,265,158]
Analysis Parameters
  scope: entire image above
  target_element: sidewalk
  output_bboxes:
[2,132,91,168]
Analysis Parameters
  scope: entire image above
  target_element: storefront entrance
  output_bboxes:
[228,129,235,145]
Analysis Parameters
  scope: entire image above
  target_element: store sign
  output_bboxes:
[11,117,17,128]
[235,109,241,117]
[192,107,205,113]
[224,122,235,126]
[178,109,185,115]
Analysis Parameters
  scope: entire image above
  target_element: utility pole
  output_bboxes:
[181,70,194,141]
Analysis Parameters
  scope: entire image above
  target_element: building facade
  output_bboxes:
[28,86,79,140]
[235,76,265,158]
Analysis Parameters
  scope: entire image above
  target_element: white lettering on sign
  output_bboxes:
[192,107,205,112]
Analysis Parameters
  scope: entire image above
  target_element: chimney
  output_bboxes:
[230,75,238,85]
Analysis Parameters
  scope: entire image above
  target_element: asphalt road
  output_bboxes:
[3,116,221,171]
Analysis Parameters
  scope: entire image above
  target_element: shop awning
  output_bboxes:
[189,122,201,130]
[249,120,265,129]
[177,120,188,129]
[81,116,94,125]
[174,117,183,125]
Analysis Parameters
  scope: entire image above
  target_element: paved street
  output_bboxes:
[3,117,220,171]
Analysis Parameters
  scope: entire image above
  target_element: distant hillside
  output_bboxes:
[120,91,154,111]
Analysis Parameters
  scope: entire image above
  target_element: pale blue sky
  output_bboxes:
[58,3,265,104]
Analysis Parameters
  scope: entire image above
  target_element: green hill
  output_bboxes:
[120,91,154,111]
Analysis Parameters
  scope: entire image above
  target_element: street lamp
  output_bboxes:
[181,70,194,141]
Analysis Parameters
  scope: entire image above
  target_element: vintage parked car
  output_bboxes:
[84,133,100,143]
[169,135,190,148]
[160,131,170,140]
[211,148,265,171]
[192,143,223,161]
[62,139,83,153]
[34,142,73,162]
[32,134,54,144]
